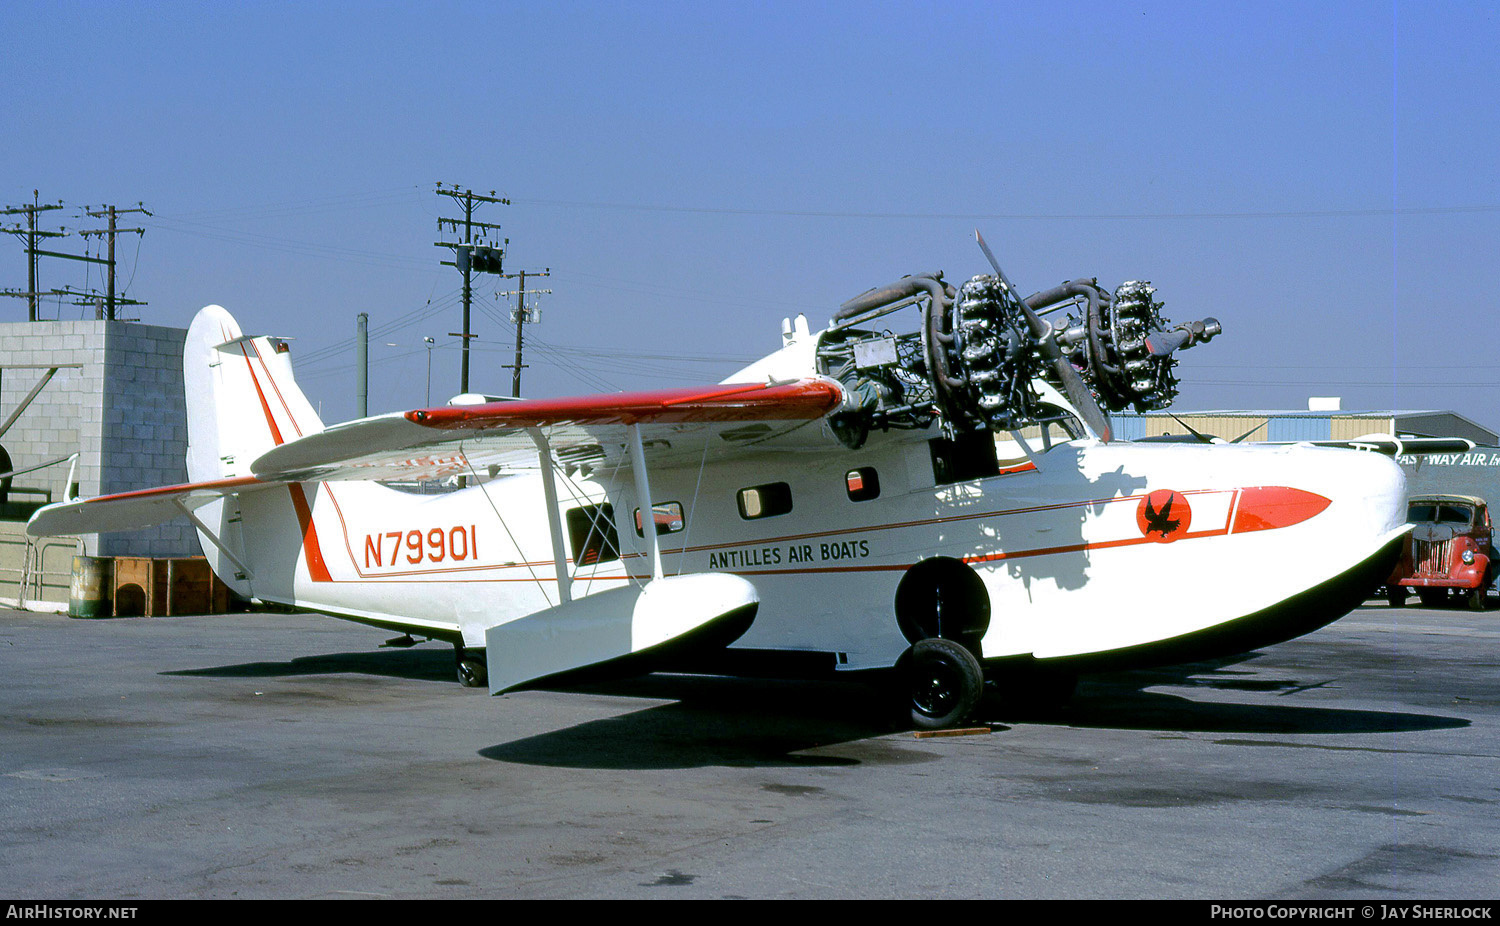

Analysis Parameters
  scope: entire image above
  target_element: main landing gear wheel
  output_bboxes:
[906,637,985,731]
[455,647,488,688]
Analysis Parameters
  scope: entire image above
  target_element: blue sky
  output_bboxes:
[4,1,1498,429]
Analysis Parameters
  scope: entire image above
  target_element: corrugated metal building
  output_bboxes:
[1111,408,1499,447]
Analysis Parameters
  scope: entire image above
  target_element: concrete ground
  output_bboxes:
[0,602,1496,899]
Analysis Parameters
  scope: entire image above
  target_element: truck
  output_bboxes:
[1387,494,1496,610]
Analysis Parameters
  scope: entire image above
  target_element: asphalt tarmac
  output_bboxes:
[1,601,1496,900]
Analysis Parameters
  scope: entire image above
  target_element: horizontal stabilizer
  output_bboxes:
[26,476,270,537]
[485,573,759,695]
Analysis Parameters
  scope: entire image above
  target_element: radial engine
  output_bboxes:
[817,259,1221,449]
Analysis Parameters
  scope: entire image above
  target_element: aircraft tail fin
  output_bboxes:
[185,305,325,483]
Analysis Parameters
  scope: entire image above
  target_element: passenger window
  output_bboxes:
[846,467,880,502]
[633,501,685,537]
[565,504,619,566]
[738,482,792,519]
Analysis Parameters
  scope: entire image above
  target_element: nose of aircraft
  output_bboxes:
[1267,443,1408,541]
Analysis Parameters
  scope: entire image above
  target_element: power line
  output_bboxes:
[511,197,1500,222]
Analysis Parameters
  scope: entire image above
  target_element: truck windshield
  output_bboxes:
[1408,503,1474,526]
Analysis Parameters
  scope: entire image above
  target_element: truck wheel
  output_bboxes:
[1469,586,1488,612]
[905,637,984,730]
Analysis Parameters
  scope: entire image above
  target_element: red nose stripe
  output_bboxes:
[1231,486,1331,533]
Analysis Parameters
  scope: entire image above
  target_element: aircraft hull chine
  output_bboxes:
[1035,531,1405,674]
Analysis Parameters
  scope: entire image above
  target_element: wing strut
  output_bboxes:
[171,498,255,581]
[525,429,573,604]
[627,423,664,581]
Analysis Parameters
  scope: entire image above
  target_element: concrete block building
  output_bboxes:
[0,319,194,605]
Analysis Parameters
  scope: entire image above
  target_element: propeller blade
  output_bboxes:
[1168,413,1217,444]
[975,229,1005,278]
[975,230,1113,442]
[1230,421,1267,443]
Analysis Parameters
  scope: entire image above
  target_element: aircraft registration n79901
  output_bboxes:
[28,233,1410,729]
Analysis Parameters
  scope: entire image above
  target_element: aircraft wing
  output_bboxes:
[26,378,844,539]
[250,378,846,483]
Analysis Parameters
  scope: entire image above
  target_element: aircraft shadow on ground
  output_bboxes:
[479,655,1469,771]
[481,674,914,771]
[161,646,456,683]
[1039,657,1472,736]
[157,647,1469,770]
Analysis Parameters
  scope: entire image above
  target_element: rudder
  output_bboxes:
[185,305,325,482]
[183,306,326,601]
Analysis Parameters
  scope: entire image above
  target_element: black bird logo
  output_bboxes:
[1143,494,1181,538]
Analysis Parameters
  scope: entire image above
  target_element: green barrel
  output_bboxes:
[68,556,112,619]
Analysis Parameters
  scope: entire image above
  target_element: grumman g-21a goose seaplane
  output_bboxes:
[29,233,1413,729]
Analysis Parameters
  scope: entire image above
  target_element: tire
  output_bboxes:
[455,647,488,688]
[1469,586,1488,612]
[906,637,985,730]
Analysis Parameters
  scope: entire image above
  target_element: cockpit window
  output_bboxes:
[1009,402,1086,450]
[1036,404,1086,447]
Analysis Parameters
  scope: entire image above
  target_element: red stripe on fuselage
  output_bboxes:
[286,482,333,582]
[239,343,331,582]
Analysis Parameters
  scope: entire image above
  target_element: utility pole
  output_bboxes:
[498,269,551,398]
[1,192,66,321]
[2,194,150,321]
[434,184,508,394]
[79,203,151,320]
[423,337,435,406]
[356,312,369,418]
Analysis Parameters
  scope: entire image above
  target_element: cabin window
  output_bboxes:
[737,482,793,520]
[633,501,686,537]
[565,503,619,567]
[846,467,880,502]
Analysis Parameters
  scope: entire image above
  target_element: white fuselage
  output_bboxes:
[253,425,1406,672]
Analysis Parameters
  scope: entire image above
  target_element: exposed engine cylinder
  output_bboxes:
[1050,280,1222,413]
[818,248,1222,448]
[937,275,1044,431]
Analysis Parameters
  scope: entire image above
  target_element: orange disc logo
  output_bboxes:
[1137,490,1191,542]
